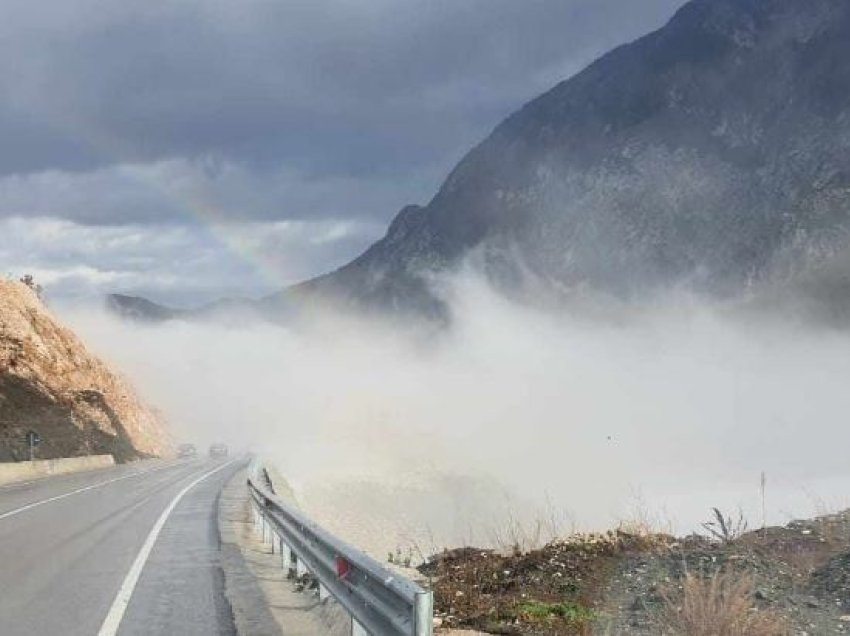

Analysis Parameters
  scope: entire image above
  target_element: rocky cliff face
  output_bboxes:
[277,0,850,319]
[0,281,171,462]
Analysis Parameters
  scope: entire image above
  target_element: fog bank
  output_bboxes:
[61,278,850,557]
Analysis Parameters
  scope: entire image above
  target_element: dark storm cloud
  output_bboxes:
[0,0,684,188]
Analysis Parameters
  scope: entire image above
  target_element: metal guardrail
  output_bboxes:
[246,459,434,636]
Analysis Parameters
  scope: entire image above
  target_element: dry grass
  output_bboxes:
[660,568,789,636]
[617,490,675,538]
[615,492,677,554]
[486,503,576,556]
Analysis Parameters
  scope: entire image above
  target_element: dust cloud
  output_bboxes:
[60,276,850,558]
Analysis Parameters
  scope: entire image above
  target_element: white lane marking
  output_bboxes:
[97,459,238,636]
[0,462,189,521]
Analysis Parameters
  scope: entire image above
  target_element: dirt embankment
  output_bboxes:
[424,510,850,635]
[0,280,171,461]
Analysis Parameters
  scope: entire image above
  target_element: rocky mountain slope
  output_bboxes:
[266,0,850,319]
[106,0,850,323]
[1,280,171,461]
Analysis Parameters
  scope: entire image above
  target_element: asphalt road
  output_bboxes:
[0,457,245,636]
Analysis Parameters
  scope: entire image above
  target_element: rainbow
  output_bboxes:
[31,104,290,291]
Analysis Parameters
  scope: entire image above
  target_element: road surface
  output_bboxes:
[0,457,245,636]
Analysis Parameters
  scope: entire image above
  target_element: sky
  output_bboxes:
[0,0,685,306]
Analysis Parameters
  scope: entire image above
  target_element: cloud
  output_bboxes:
[0,216,380,303]
[0,0,684,180]
[0,158,436,225]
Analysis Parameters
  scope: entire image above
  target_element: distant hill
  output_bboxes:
[107,294,182,322]
[106,293,266,324]
[1,281,171,461]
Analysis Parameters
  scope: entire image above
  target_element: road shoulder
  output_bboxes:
[218,466,349,636]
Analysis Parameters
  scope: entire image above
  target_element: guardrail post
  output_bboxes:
[287,549,298,579]
[279,537,288,569]
[351,618,368,636]
[415,591,434,636]
[295,557,307,578]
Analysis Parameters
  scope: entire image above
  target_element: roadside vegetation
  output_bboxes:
[421,508,850,635]
[659,568,788,636]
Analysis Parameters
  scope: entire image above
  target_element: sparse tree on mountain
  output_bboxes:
[19,274,43,299]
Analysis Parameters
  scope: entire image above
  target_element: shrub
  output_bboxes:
[19,274,43,298]
[702,507,748,544]
[516,600,595,626]
[660,568,788,635]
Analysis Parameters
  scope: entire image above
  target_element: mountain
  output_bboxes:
[1,281,171,461]
[107,294,182,322]
[267,0,850,318]
[106,293,265,325]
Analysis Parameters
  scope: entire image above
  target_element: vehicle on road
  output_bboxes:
[208,443,228,458]
[177,443,198,458]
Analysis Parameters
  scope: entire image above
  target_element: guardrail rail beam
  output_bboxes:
[246,459,434,636]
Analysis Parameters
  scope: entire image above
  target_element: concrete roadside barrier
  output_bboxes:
[0,455,115,486]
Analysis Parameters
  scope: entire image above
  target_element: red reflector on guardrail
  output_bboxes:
[336,556,351,579]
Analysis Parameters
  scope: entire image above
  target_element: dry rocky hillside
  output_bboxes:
[0,279,170,462]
